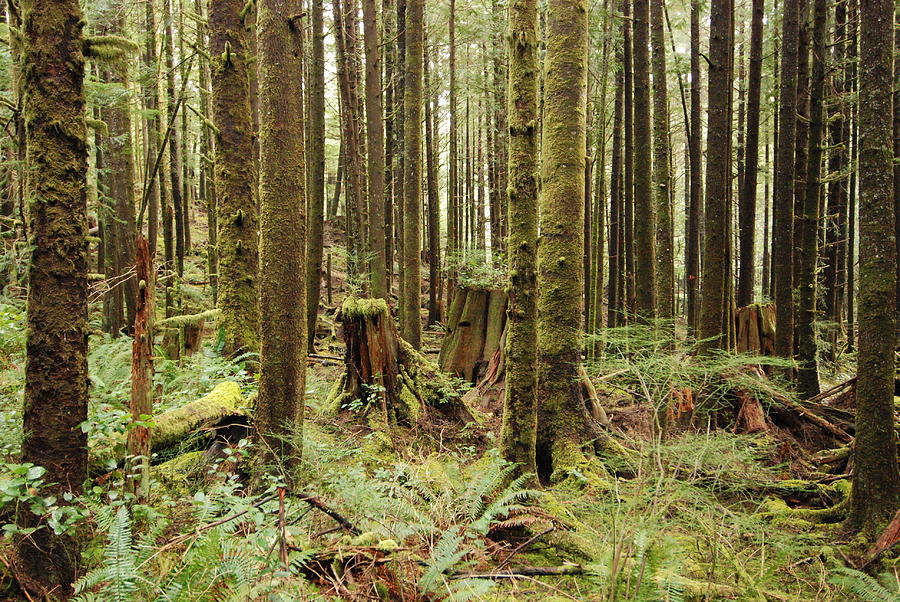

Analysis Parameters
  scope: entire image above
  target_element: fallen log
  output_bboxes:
[90,380,249,473]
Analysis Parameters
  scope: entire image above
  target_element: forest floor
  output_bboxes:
[0,235,897,600]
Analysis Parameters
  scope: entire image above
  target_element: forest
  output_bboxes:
[0,0,897,598]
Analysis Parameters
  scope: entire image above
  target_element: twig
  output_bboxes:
[448,564,586,579]
[495,527,555,573]
[292,491,360,535]
[308,353,344,361]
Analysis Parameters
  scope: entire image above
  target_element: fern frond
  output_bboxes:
[829,567,900,602]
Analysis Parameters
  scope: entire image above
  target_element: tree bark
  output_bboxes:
[210,0,260,354]
[307,0,326,350]
[699,0,733,350]
[503,0,539,473]
[848,0,899,536]
[255,0,307,466]
[364,0,387,298]
[400,0,423,349]
[773,0,800,360]
[16,0,89,594]
[686,0,702,334]
[650,0,672,321]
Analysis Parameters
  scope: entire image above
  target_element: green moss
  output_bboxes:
[341,296,389,320]
[152,450,204,495]
[152,381,246,450]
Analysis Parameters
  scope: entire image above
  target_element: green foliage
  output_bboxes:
[444,249,506,289]
[829,567,900,601]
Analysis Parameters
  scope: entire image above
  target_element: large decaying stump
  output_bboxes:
[326,297,476,426]
[439,287,509,383]
[735,303,776,355]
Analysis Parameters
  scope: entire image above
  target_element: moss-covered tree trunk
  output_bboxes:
[401,0,423,349]
[650,0,672,322]
[255,0,307,465]
[501,0,538,475]
[424,47,441,325]
[686,0,702,334]
[210,0,260,354]
[163,0,185,280]
[142,0,162,256]
[364,0,387,299]
[196,0,218,306]
[847,0,899,536]
[16,0,89,595]
[536,0,595,481]
[623,0,636,316]
[796,0,825,398]
[632,0,656,318]
[773,0,800,360]
[306,0,325,350]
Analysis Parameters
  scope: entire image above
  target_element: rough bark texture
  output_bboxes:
[127,237,154,501]
[773,0,800,360]
[16,0,89,595]
[537,0,596,482]
[650,0,673,321]
[364,0,387,298]
[686,0,702,334]
[327,298,474,426]
[306,0,326,350]
[424,48,441,325]
[699,0,732,350]
[439,287,507,383]
[401,0,423,349]
[501,0,539,476]
[623,0,636,315]
[632,0,656,318]
[210,0,260,354]
[796,0,825,398]
[255,0,307,465]
[736,0,763,308]
[607,37,624,328]
[848,0,899,536]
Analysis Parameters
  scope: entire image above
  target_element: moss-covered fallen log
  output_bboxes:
[90,380,249,473]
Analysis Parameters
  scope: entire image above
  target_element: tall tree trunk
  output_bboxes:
[210,0,260,354]
[737,0,763,308]
[256,0,307,465]
[501,0,539,476]
[15,0,89,595]
[401,0,423,349]
[142,0,161,255]
[846,0,857,351]
[699,0,732,350]
[848,0,899,535]
[164,0,185,279]
[608,27,624,328]
[196,0,218,306]
[632,0,656,318]
[686,0,702,334]
[623,0,636,315]
[797,0,826,397]
[307,0,326,349]
[773,0,800,360]
[364,0,387,298]
[537,0,593,481]
[425,45,441,326]
[650,0,672,321]
[791,0,810,353]
[446,0,458,306]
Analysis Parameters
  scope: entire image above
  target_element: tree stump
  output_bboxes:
[735,303,776,355]
[438,286,509,383]
[326,297,476,426]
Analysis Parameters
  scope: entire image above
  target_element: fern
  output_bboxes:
[829,567,900,601]
[75,506,138,602]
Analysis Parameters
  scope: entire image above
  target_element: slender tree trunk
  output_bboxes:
[501,0,539,476]
[364,0,387,298]
[762,139,771,298]
[791,0,810,353]
[737,0,764,307]
[699,0,732,350]
[446,0,458,306]
[797,0,826,397]
[686,0,702,334]
[307,0,326,349]
[164,0,185,279]
[196,0,218,306]
[846,0,858,350]
[848,0,899,535]
[256,0,307,465]
[773,0,800,360]
[632,0,656,318]
[608,32,624,328]
[401,0,423,349]
[425,45,441,325]
[210,0,260,354]
[650,0,672,321]
[16,0,89,594]
[623,0,636,315]
[143,0,161,256]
